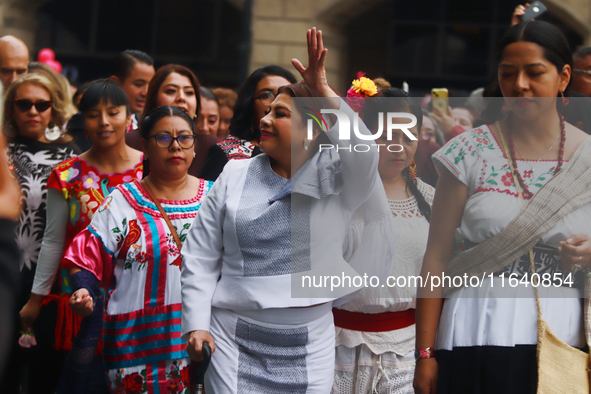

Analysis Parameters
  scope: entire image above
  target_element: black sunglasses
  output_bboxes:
[14,99,53,113]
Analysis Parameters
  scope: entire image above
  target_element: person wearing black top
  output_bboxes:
[0,73,79,393]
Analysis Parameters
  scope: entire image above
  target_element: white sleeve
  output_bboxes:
[323,99,379,210]
[180,163,231,340]
[31,188,68,296]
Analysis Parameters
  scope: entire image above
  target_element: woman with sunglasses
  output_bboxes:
[65,106,213,393]
[1,73,80,394]
[18,79,143,393]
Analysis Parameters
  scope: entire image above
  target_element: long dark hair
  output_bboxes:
[230,65,297,141]
[482,20,572,123]
[363,88,431,222]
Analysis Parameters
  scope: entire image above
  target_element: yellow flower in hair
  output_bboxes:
[350,74,377,97]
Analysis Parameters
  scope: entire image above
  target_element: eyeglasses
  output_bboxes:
[14,99,53,112]
[574,69,591,79]
[255,92,276,106]
[146,133,196,149]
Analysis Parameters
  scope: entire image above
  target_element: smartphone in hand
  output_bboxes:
[431,88,449,113]
[522,1,547,21]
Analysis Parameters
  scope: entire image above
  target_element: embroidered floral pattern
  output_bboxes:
[501,171,513,187]
[113,218,148,271]
[98,195,113,213]
[166,223,191,271]
[112,368,147,394]
[165,360,192,394]
[436,126,560,199]
[82,171,100,189]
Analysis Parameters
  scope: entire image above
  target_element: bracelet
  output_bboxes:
[415,347,435,361]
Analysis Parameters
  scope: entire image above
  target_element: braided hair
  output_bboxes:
[363,87,431,222]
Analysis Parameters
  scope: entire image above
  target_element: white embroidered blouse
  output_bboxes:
[335,179,434,356]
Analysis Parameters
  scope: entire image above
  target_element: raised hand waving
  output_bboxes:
[291,27,338,98]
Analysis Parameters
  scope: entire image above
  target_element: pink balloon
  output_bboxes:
[46,59,62,74]
[38,48,55,62]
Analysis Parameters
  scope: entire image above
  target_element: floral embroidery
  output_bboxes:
[98,195,113,213]
[68,200,81,226]
[82,171,100,189]
[60,166,79,183]
[175,223,191,242]
[475,137,489,146]
[166,360,191,394]
[113,368,147,394]
[112,217,128,250]
[472,130,495,154]
[481,164,509,186]
[166,224,191,271]
[454,148,466,164]
[438,126,560,199]
[501,172,514,187]
[127,251,148,270]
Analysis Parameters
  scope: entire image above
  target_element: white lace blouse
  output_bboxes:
[335,179,434,356]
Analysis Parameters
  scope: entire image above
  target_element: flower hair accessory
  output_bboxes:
[346,72,378,114]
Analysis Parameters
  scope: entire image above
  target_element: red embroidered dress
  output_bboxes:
[63,179,212,392]
[46,157,143,293]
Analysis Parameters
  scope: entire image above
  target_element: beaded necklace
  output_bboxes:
[505,113,566,199]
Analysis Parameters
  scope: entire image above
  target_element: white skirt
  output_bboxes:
[206,303,335,393]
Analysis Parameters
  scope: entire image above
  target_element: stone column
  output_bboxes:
[0,0,44,53]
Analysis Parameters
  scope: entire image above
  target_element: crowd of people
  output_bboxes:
[1,3,591,394]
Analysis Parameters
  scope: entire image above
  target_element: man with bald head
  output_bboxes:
[0,35,29,89]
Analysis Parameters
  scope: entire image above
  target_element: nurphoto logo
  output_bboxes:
[304,108,418,153]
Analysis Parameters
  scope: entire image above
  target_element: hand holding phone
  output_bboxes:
[522,1,547,22]
[431,88,449,113]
